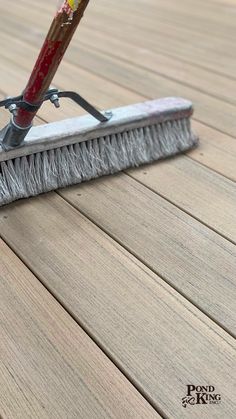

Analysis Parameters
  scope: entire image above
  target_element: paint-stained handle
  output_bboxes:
[14,0,90,129]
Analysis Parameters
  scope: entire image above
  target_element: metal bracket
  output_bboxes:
[0,89,113,150]
[0,88,112,123]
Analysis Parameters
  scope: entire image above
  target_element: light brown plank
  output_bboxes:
[128,156,236,243]
[0,21,235,184]
[76,33,236,106]
[2,5,236,111]
[0,34,142,123]
[77,4,236,80]
[0,194,235,418]
[62,46,236,138]
[0,3,236,180]
[58,175,236,335]
[0,2,235,418]
[11,0,236,56]
[0,49,82,123]
[85,4,235,59]
[0,239,158,419]
[189,121,236,182]
[4,7,232,139]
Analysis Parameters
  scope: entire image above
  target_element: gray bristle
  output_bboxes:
[0,118,198,206]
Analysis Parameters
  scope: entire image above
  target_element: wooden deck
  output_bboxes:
[0,0,236,418]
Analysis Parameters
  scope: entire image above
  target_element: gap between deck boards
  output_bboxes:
[0,237,161,419]
[0,33,235,185]
[0,192,235,418]
[0,1,236,417]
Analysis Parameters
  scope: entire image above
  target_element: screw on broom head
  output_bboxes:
[0,89,111,150]
[0,97,198,207]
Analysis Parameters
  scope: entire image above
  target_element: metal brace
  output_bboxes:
[0,89,112,150]
[0,88,112,123]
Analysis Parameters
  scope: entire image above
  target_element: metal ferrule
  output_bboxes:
[0,117,32,151]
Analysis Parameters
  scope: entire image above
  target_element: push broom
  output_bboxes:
[0,0,198,206]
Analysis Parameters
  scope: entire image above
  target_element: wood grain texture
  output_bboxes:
[0,33,142,123]
[2,15,236,138]
[189,121,236,182]
[0,194,235,418]
[1,2,236,137]
[84,1,236,78]
[9,0,236,69]
[62,46,236,138]
[59,175,236,336]
[128,156,236,243]
[0,1,236,417]
[0,239,158,419]
[77,37,236,105]
[0,2,235,182]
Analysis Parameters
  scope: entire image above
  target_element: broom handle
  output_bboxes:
[14,0,90,129]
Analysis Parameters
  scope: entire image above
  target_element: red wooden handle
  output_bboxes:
[14,0,90,128]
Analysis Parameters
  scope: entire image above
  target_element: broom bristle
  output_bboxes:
[0,98,198,206]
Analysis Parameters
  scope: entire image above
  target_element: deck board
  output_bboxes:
[59,175,236,335]
[0,195,235,418]
[188,122,236,182]
[1,21,236,181]
[0,239,158,419]
[128,156,236,243]
[0,0,236,417]
[2,15,236,136]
